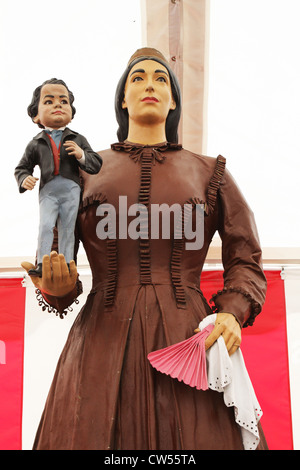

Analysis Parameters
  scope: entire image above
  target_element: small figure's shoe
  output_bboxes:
[28,263,43,277]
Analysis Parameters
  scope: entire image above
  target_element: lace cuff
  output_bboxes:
[35,279,83,319]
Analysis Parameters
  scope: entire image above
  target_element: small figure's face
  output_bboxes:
[122,59,176,126]
[33,83,73,129]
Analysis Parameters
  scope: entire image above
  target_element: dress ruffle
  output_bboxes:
[110,142,183,288]
[207,155,226,214]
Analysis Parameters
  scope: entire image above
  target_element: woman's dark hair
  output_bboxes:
[115,56,182,143]
[27,78,76,128]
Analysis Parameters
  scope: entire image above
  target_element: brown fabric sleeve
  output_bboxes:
[210,168,267,328]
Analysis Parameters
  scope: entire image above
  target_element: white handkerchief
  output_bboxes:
[199,314,262,450]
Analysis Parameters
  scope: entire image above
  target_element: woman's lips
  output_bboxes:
[141,97,159,102]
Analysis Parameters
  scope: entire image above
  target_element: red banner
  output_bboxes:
[0,278,25,450]
[201,270,293,450]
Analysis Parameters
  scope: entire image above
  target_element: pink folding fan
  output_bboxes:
[147,323,214,390]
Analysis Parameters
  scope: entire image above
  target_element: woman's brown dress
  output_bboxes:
[33,142,268,450]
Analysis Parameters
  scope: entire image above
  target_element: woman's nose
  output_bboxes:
[145,81,154,92]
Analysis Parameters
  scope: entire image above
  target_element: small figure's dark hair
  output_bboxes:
[27,78,76,128]
[115,57,182,143]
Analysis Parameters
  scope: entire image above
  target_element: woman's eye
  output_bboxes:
[157,76,167,83]
[61,99,69,104]
[132,76,143,82]
[44,100,52,105]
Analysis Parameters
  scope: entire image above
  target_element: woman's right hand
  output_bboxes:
[21,251,77,297]
[194,312,241,356]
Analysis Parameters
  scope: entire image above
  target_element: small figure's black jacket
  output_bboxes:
[15,127,102,193]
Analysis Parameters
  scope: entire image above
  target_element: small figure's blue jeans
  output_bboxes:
[37,175,80,264]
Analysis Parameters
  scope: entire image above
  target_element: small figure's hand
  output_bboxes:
[194,312,242,356]
[21,251,77,297]
[22,176,39,190]
[64,140,84,160]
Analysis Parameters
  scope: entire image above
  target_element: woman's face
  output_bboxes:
[122,59,176,126]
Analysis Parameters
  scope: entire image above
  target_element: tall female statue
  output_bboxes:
[23,48,267,450]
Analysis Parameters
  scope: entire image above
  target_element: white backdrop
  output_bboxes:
[1,0,300,259]
[206,0,300,249]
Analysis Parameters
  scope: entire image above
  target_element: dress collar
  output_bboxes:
[111,140,182,152]
[111,140,182,164]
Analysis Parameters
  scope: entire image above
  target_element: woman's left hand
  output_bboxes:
[195,312,242,356]
[21,251,77,297]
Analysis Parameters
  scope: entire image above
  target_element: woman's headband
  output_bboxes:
[127,47,169,67]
